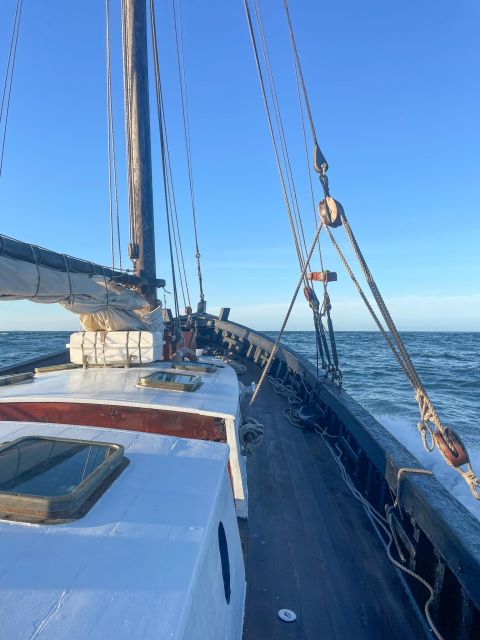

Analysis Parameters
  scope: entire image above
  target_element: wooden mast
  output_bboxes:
[122,0,157,307]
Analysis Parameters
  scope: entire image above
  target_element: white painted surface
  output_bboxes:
[0,422,246,640]
[0,358,238,419]
[68,330,165,365]
[0,358,249,517]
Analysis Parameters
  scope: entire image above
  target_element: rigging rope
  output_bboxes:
[121,0,138,259]
[332,210,479,497]
[282,0,479,498]
[163,135,192,310]
[172,0,206,308]
[243,0,306,274]
[252,0,309,264]
[157,79,191,310]
[282,0,330,196]
[149,0,182,329]
[105,0,123,271]
[292,32,335,379]
[149,0,193,317]
[0,0,23,177]
[244,0,341,382]
[252,0,310,267]
[248,218,324,409]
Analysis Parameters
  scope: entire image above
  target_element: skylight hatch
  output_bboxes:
[0,436,126,524]
[137,371,202,392]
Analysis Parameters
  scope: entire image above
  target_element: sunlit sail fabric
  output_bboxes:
[0,254,163,331]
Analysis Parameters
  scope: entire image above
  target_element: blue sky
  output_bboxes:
[0,0,478,331]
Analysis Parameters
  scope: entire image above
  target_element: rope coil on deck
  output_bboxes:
[239,417,264,455]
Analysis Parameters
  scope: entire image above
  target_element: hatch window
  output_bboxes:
[0,436,126,524]
[171,361,217,374]
[138,370,202,392]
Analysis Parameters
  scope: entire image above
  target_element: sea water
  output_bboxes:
[1,330,479,518]
[268,331,480,519]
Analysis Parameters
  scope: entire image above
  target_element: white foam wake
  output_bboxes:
[377,414,480,521]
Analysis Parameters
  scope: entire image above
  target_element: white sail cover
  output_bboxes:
[0,254,163,331]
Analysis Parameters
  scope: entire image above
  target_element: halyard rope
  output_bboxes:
[243,0,307,274]
[248,219,324,409]
[149,0,185,330]
[0,0,23,177]
[105,0,123,271]
[172,0,206,306]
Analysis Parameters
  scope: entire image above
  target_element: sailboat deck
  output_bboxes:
[244,360,427,639]
[0,358,239,419]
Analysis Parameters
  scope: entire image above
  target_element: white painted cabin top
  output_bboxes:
[0,421,245,640]
[0,357,240,420]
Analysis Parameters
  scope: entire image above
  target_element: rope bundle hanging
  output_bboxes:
[282,0,480,499]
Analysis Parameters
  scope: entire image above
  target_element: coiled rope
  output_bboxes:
[239,417,264,455]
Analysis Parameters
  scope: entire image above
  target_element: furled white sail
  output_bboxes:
[0,254,163,331]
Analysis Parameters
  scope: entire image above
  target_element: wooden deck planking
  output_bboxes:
[243,366,427,639]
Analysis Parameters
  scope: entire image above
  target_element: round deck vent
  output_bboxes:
[218,521,231,604]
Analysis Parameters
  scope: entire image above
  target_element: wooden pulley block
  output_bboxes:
[303,286,319,307]
[319,196,344,228]
[306,271,337,283]
[433,428,470,468]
